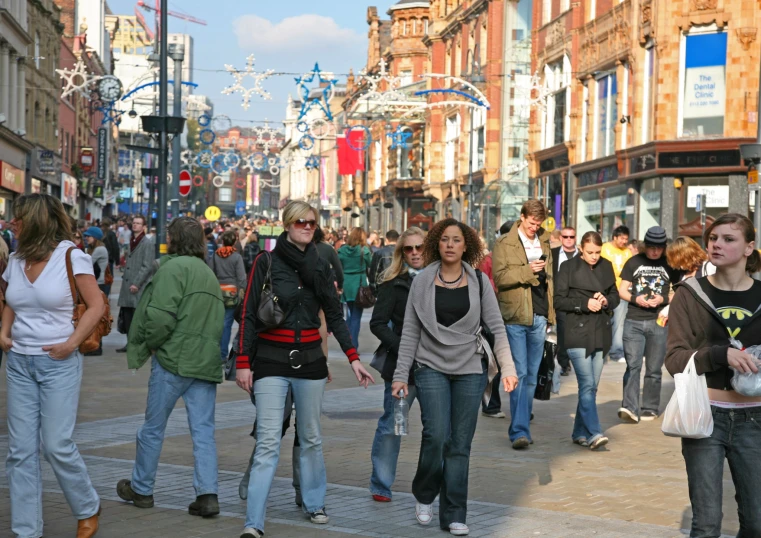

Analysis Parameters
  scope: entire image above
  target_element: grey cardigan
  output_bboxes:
[208,250,247,291]
[393,261,516,383]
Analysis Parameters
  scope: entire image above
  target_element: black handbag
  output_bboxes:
[256,251,286,329]
[354,249,377,309]
[534,339,557,401]
[117,308,127,334]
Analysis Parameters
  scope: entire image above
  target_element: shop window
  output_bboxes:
[639,178,661,234]
[642,43,655,144]
[543,57,570,150]
[577,184,628,241]
[680,31,727,137]
[596,73,617,158]
[445,114,460,181]
[218,188,232,203]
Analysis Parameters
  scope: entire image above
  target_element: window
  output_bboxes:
[218,188,232,202]
[542,58,571,149]
[472,108,485,171]
[642,43,654,143]
[402,21,407,36]
[680,31,727,137]
[445,115,460,181]
[543,0,551,25]
[34,32,40,68]
[561,0,570,11]
[424,19,429,35]
[596,73,617,158]
[398,128,413,179]
[412,19,417,35]
[400,70,413,86]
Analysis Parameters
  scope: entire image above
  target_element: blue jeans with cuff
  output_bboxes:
[369,382,418,498]
[6,350,100,538]
[505,314,548,442]
[131,358,218,497]
[567,348,604,443]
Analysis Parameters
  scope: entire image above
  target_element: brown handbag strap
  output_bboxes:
[65,247,83,307]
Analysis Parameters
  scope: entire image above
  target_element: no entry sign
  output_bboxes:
[179,170,192,197]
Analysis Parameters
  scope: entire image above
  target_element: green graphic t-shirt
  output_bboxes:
[698,278,761,339]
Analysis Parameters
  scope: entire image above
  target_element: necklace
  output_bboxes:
[437,266,464,288]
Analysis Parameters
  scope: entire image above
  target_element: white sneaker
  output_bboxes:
[415,502,433,525]
[481,411,506,418]
[617,407,639,423]
[449,522,470,535]
[309,509,329,524]
[241,528,263,538]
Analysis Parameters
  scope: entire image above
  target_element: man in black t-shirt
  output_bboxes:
[617,226,680,423]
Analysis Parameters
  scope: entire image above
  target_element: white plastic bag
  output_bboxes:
[661,353,714,439]
[728,342,761,397]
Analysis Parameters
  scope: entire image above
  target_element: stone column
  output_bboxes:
[0,44,8,120]
[728,174,749,215]
[660,176,678,240]
[17,59,25,136]
[8,53,17,132]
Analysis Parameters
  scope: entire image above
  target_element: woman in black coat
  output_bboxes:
[368,226,425,503]
[554,231,620,450]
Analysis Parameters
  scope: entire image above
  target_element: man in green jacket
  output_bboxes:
[117,217,225,518]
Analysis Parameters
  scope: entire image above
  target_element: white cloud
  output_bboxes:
[233,14,363,53]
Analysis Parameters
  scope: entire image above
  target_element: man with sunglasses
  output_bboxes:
[551,227,579,376]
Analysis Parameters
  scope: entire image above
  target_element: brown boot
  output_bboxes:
[76,506,101,538]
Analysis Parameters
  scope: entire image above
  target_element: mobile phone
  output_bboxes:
[539,254,547,261]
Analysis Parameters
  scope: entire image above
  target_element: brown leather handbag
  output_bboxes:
[256,251,285,329]
[66,248,113,353]
[354,248,376,309]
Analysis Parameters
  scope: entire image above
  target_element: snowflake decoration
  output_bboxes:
[196,150,213,169]
[222,54,274,110]
[255,121,283,152]
[57,59,102,100]
[387,126,412,150]
[305,155,321,171]
[357,58,407,111]
[96,101,124,125]
[295,63,338,122]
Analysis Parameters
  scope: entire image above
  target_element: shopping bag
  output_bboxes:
[661,353,714,439]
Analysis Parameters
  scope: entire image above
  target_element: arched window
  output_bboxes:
[412,19,418,35]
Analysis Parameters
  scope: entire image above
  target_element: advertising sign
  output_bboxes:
[80,148,94,173]
[61,173,78,206]
[97,128,107,180]
[0,161,25,194]
[687,185,729,208]
[682,32,727,136]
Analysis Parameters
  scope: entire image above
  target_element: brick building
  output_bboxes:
[530,0,759,241]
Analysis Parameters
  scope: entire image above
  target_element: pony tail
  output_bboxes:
[747,249,761,274]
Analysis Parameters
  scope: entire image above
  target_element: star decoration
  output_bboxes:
[295,63,338,122]
[387,125,412,150]
[57,59,102,100]
[357,57,407,111]
[305,155,321,171]
[96,101,124,125]
[222,54,274,110]
[255,121,283,152]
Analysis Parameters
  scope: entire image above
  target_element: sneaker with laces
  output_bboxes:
[309,509,329,524]
[481,411,506,418]
[240,528,263,538]
[589,435,609,450]
[617,407,639,423]
[449,522,470,536]
[416,502,433,525]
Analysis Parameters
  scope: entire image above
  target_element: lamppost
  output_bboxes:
[460,44,485,230]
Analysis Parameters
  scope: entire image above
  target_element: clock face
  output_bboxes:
[98,76,123,101]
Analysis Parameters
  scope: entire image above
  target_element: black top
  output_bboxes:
[620,254,680,321]
[369,273,415,383]
[315,241,344,290]
[698,277,761,341]
[435,285,470,327]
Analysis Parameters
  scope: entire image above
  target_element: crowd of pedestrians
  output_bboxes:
[0,193,759,538]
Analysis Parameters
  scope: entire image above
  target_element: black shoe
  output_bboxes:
[512,437,530,449]
[530,412,534,421]
[560,366,571,376]
[84,348,103,356]
[295,490,302,507]
[116,479,154,508]
[309,509,329,524]
[189,494,219,517]
[116,346,127,353]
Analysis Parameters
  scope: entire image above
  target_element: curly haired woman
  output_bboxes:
[392,219,518,536]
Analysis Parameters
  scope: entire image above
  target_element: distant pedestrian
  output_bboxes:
[369,229,399,293]
[338,228,373,348]
[551,226,580,377]
[209,230,246,361]
[601,226,632,363]
[84,226,110,357]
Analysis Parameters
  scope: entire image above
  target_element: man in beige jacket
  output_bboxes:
[493,200,555,449]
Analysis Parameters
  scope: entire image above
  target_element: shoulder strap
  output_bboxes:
[476,268,484,299]
[65,247,82,306]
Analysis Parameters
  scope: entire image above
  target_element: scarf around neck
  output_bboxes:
[215,246,236,258]
[273,232,319,289]
[130,232,144,252]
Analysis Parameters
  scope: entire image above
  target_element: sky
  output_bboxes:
[107,0,400,125]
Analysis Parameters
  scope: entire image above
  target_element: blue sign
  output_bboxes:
[235,201,247,216]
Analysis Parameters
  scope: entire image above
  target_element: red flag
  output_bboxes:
[337,131,364,175]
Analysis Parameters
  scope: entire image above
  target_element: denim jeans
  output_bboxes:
[505,315,548,442]
[6,350,100,538]
[413,363,487,528]
[681,406,761,538]
[622,318,667,416]
[220,307,236,361]
[609,301,628,360]
[132,358,218,497]
[245,376,327,532]
[369,382,418,498]
[346,301,363,349]
[567,348,604,442]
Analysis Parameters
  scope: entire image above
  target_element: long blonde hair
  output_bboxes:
[379,227,425,284]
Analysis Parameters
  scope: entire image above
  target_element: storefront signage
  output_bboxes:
[93,181,105,200]
[658,150,740,169]
[80,148,94,173]
[38,150,56,173]
[97,128,107,180]
[682,32,727,136]
[630,154,656,174]
[0,161,25,194]
[687,185,729,208]
[61,173,78,206]
[578,165,618,188]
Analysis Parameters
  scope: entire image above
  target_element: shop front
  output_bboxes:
[0,160,26,218]
[532,146,570,232]
[30,148,62,198]
[572,158,633,241]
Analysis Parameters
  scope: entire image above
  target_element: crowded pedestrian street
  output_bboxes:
[0,280,736,538]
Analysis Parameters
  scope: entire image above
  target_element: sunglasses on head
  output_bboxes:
[293,219,317,229]
[403,244,423,253]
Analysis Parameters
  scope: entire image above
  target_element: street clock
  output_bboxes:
[98,75,123,101]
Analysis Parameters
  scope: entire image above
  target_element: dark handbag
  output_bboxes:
[256,251,286,329]
[534,339,557,401]
[476,269,496,349]
[117,308,127,334]
[354,248,376,309]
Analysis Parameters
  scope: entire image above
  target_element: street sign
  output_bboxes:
[696,193,704,212]
[179,170,192,197]
[235,201,247,216]
[97,128,107,180]
[749,168,759,190]
[205,205,221,221]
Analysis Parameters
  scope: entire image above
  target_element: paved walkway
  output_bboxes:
[0,282,739,537]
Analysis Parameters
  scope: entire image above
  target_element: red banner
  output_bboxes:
[337,132,364,175]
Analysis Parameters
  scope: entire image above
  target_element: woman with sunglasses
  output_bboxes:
[236,201,375,538]
[368,227,426,503]
[338,227,373,348]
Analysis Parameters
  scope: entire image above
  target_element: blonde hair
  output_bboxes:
[282,201,316,228]
[379,227,426,284]
[12,194,74,262]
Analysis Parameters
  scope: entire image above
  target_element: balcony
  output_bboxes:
[577,0,632,76]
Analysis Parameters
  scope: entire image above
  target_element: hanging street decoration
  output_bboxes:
[95,100,125,125]
[294,63,338,122]
[196,150,213,169]
[254,121,283,152]
[57,59,102,100]
[199,129,216,145]
[198,114,211,127]
[345,125,373,151]
[298,135,315,151]
[387,125,412,150]
[222,54,274,110]
[304,155,321,171]
[356,57,407,111]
